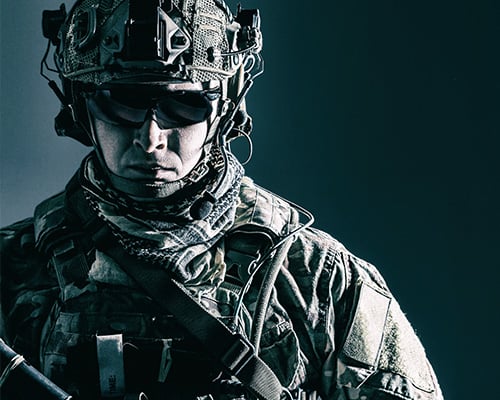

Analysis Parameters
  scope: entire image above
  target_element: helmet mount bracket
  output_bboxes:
[124,0,190,63]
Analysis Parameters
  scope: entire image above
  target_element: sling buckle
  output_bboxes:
[221,335,255,376]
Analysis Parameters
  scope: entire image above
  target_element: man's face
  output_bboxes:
[87,82,218,183]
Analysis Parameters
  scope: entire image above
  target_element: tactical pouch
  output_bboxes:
[65,334,221,399]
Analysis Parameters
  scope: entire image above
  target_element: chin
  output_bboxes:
[155,172,183,182]
[134,176,181,185]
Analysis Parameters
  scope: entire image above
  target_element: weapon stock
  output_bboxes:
[0,338,72,399]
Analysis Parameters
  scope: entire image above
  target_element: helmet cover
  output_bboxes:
[55,0,246,85]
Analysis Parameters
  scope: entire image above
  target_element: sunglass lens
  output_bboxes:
[89,89,220,128]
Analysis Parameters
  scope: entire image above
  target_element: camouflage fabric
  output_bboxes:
[0,176,443,400]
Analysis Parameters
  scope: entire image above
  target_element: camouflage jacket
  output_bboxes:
[0,176,443,400]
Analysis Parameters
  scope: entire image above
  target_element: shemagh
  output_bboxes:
[81,149,244,284]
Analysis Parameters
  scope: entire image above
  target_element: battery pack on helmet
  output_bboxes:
[42,4,67,46]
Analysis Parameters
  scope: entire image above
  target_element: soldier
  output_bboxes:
[0,1,443,399]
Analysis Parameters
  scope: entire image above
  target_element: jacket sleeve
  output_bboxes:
[0,218,59,366]
[283,227,443,400]
[323,238,443,399]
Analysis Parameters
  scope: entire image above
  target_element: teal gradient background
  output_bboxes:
[1,1,499,399]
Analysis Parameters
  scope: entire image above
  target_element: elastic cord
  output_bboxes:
[0,354,25,387]
[232,186,316,349]
[250,235,294,352]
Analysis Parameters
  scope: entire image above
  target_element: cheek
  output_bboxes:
[94,121,132,170]
[177,122,208,158]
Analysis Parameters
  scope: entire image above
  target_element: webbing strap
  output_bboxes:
[103,242,284,400]
[51,238,90,300]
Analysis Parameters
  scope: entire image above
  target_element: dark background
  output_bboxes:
[1,1,499,399]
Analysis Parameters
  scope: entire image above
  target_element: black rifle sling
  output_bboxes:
[103,241,284,400]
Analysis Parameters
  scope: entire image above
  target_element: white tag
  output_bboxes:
[157,339,173,383]
[96,334,126,398]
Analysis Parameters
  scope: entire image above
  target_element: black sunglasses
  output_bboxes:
[86,88,221,129]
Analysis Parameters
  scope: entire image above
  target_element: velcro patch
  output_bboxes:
[341,282,392,367]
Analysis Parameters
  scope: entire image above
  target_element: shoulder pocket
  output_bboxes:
[339,281,391,387]
[339,280,439,396]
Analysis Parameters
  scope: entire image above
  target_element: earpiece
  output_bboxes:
[54,106,92,146]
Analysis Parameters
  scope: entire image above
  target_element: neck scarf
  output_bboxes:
[81,147,244,284]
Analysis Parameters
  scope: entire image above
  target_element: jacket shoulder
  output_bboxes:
[1,206,60,358]
[1,217,36,260]
[268,219,443,399]
[1,189,66,258]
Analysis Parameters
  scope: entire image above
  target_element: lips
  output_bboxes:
[125,163,177,180]
[130,163,172,171]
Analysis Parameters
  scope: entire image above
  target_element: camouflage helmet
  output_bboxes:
[42,0,262,145]
[54,0,261,86]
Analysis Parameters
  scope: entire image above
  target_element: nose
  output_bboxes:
[133,116,167,153]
